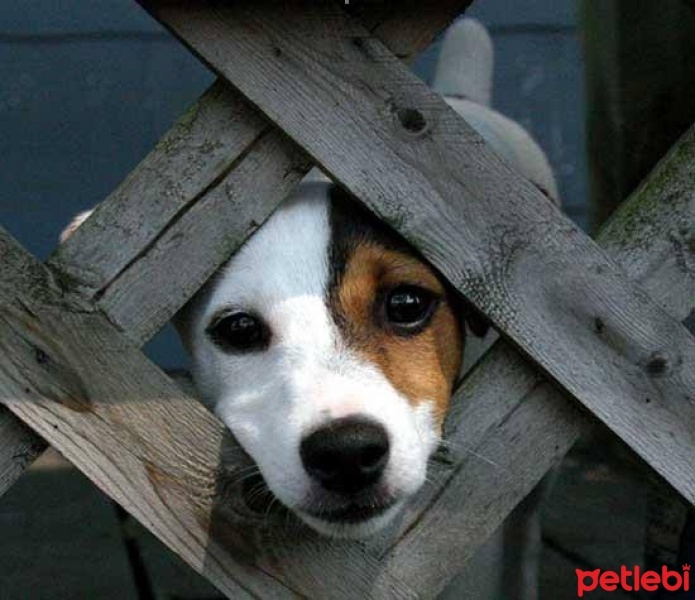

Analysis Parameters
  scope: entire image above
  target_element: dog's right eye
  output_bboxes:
[206,312,270,353]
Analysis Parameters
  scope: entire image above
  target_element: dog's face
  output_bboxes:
[179,182,464,537]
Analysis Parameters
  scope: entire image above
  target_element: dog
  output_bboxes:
[61,19,557,540]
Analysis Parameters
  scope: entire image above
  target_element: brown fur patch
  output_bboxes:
[334,243,463,430]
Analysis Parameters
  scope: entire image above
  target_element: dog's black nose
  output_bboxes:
[300,417,390,494]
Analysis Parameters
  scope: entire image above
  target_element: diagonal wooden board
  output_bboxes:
[0,125,691,598]
[0,1,473,498]
[0,1,692,596]
[378,127,695,597]
[140,0,695,503]
[1,227,432,599]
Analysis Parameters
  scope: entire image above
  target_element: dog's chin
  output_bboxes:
[294,499,404,539]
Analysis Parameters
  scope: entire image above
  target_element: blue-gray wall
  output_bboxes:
[0,1,587,369]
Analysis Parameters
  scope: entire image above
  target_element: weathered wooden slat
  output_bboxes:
[1,3,692,589]
[97,131,311,344]
[49,81,269,300]
[0,123,690,599]
[0,234,67,496]
[0,227,427,598]
[375,126,695,598]
[0,1,471,501]
[0,233,292,599]
[0,411,47,497]
[143,0,695,503]
[48,2,470,331]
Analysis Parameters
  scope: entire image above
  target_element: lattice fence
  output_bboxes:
[0,2,693,598]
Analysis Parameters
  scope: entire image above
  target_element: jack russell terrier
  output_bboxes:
[61,19,557,540]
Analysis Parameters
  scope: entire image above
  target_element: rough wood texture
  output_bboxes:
[0,232,287,599]
[0,3,692,597]
[0,411,47,497]
[581,0,695,230]
[48,1,471,341]
[1,227,426,598]
[0,1,471,501]
[143,0,695,503]
[377,127,695,598]
[0,121,691,598]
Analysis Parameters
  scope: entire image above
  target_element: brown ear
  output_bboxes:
[59,209,94,243]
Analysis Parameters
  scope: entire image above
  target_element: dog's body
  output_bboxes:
[61,20,558,543]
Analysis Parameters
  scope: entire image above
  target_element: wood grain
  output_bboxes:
[0,227,424,598]
[48,1,470,333]
[374,125,695,598]
[0,411,47,497]
[143,0,695,504]
[0,231,288,599]
[0,3,692,597]
[0,1,471,501]
[0,125,691,598]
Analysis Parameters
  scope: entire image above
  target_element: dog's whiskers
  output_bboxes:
[225,466,262,490]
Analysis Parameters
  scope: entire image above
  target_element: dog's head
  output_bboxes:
[175,182,474,537]
[60,18,558,539]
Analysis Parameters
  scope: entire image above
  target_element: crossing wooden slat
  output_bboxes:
[376,126,695,597]
[0,1,471,501]
[0,234,294,599]
[49,81,271,303]
[96,131,311,344]
[0,228,428,598]
[0,2,692,597]
[48,2,470,334]
[142,0,695,504]
[0,123,690,598]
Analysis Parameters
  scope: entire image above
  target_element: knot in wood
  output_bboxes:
[645,351,669,377]
[34,346,49,365]
[396,107,427,134]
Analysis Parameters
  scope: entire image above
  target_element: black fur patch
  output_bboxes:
[326,184,488,339]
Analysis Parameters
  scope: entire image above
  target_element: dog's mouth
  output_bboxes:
[238,469,402,536]
[302,497,398,524]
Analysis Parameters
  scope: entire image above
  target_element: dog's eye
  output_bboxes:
[384,285,438,332]
[207,312,270,353]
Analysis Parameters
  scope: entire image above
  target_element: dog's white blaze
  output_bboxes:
[187,184,438,534]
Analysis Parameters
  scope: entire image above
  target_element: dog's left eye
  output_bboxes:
[207,312,270,353]
[383,285,438,332]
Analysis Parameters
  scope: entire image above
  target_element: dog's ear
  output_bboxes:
[448,290,491,338]
[59,209,94,243]
[461,303,491,338]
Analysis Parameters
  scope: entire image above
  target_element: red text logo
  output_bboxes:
[576,564,690,597]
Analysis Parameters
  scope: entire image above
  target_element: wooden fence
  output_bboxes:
[0,2,693,598]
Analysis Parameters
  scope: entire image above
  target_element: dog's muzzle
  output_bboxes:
[300,416,390,495]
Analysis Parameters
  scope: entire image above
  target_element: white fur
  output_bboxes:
[186,183,439,537]
[59,19,557,543]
